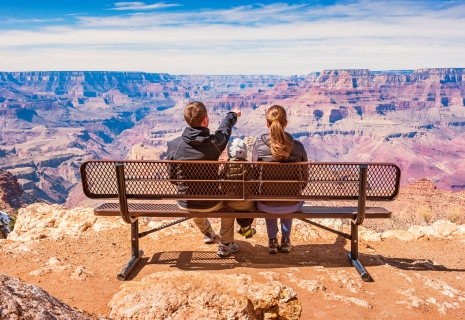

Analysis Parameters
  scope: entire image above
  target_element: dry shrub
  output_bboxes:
[446,207,463,223]
[417,206,434,224]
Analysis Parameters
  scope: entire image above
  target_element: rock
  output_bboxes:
[324,292,372,309]
[359,229,382,242]
[286,269,326,293]
[407,225,429,240]
[108,271,302,320]
[382,230,416,241]
[406,220,459,240]
[29,257,71,277]
[0,211,11,239]
[0,272,105,319]
[0,170,25,212]
[70,266,95,281]
[431,220,458,237]
[7,203,123,242]
[327,270,362,294]
[453,225,465,236]
[294,279,326,293]
[259,271,281,281]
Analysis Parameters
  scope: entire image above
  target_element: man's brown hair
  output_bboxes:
[184,101,208,127]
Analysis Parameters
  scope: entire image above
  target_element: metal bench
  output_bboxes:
[80,160,401,281]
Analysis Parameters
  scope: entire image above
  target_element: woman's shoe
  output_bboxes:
[280,238,291,253]
[268,238,279,254]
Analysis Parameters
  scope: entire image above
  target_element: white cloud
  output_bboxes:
[6,18,64,23]
[109,2,180,11]
[0,1,464,74]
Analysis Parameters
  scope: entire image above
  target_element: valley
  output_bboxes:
[0,69,464,205]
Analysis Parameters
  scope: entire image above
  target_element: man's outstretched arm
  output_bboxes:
[212,107,241,150]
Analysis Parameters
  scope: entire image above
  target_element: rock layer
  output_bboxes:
[2,69,465,204]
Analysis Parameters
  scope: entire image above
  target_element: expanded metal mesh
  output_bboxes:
[81,160,400,201]
[96,202,390,215]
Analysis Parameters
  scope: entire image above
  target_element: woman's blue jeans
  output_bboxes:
[257,201,304,239]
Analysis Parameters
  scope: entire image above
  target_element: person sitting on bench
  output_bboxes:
[252,105,308,254]
[223,138,257,238]
[165,101,242,257]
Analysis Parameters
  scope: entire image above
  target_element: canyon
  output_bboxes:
[0,68,464,205]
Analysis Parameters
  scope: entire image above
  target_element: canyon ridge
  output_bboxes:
[0,68,464,205]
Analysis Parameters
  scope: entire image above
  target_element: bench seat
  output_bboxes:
[94,202,392,219]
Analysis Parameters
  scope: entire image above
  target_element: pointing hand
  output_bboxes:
[232,107,241,117]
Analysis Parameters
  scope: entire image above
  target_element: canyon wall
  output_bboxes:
[0,69,464,204]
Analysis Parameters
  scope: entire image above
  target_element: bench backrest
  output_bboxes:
[81,160,401,201]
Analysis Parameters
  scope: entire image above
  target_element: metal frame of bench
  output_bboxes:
[80,160,401,281]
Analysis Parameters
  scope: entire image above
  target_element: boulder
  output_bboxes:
[0,272,105,319]
[407,225,430,240]
[431,220,458,237]
[453,224,465,236]
[407,220,459,240]
[7,203,123,242]
[359,229,382,242]
[108,271,302,320]
[382,230,416,241]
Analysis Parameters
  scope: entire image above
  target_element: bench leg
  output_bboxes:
[348,221,370,282]
[117,220,144,281]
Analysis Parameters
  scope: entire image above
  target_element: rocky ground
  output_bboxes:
[0,202,465,319]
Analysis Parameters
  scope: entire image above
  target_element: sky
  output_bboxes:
[0,0,464,75]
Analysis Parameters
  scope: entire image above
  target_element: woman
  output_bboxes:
[252,105,308,254]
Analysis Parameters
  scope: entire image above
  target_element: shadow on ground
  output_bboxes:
[125,235,465,280]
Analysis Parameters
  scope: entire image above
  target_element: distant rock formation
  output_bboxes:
[0,169,24,212]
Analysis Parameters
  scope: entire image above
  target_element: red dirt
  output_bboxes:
[1,219,464,319]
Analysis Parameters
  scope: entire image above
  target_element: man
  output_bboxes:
[165,101,241,257]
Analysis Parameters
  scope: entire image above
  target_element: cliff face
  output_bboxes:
[1,69,465,204]
[0,170,24,212]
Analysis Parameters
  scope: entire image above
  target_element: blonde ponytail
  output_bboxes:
[266,105,292,160]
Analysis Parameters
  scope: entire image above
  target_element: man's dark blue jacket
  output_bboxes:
[165,112,237,209]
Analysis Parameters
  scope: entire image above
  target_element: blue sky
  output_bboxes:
[0,0,463,74]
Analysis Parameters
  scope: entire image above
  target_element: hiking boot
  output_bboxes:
[239,227,256,239]
[217,242,239,257]
[280,238,291,253]
[203,230,216,244]
[268,238,279,254]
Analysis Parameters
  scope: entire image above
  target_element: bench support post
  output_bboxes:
[117,220,144,281]
[115,163,137,224]
[348,164,370,281]
[348,222,369,281]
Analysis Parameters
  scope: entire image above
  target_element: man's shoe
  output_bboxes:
[217,242,239,257]
[268,238,279,254]
[204,230,216,244]
[280,238,291,253]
